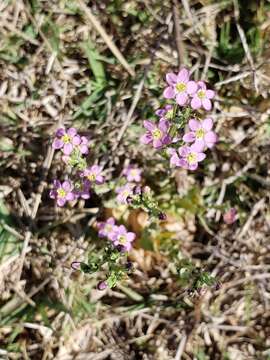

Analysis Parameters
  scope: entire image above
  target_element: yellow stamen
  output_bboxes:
[57,188,66,198]
[87,174,96,181]
[62,134,71,143]
[187,152,197,164]
[152,129,162,139]
[197,90,205,99]
[175,82,187,93]
[195,128,205,139]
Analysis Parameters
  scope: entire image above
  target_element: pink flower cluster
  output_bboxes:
[52,127,89,156]
[163,69,215,110]
[140,68,218,171]
[50,127,105,206]
[97,217,135,252]
[116,164,142,205]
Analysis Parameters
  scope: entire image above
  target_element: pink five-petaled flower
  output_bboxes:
[97,217,116,239]
[170,143,206,171]
[123,165,142,183]
[191,81,215,111]
[49,180,75,207]
[163,68,197,106]
[52,128,81,155]
[155,105,174,121]
[111,225,135,252]
[183,118,218,149]
[140,119,171,149]
[116,183,134,204]
[83,165,104,185]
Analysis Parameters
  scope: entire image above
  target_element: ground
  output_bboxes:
[0,0,270,359]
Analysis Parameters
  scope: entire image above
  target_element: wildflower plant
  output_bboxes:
[49,67,218,292]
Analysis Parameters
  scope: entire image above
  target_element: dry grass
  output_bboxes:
[1,0,270,359]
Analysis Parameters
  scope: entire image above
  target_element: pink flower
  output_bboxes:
[140,119,171,149]
[82,165,104,185]
[170,143,206,171]
[155,105,174,121]
[52,128,81,155]
[116,183,134,204]
[49,180,75,206]
[223,208,237,224]
[123,165,142,183]
[183,118,218,149]
[163,68,197,106]
[110,225,135,252]
[97,217,116,239]
[191,81,215,111]
[73,180,91,200]
[79,136,90,155]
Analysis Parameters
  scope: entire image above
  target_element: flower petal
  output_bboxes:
[191,140,204,153]
[153,139,163,148]
[72,135,81,146]
[66,192,75,201]
[176,92,188,106]
[202,98,212,111]
[205,131,218,146]
[177,68,189,82]
[52,138,63,149]
[143,120,155,131]
[63,143,73,155]
[56,128,65,137]
[188,162,198,171]
[79,144,89,154]
[183,132,196,143]
[67,127,77,137]
[197,81,206,89]
[166,72,178,85]
[163,86,175,99]
[188,119,200,131]
[202,118,213,131]
[126,232,135,242]
[62,180,72,192]
[140,133,152,145]
[155,109,165,117]
[197,152,206,162]
[158,119,170,132]
[190,96,201,110]
[178,146,190,157]
[162,134,172,145]
[186,81,198,94]
[57,198,66,207]
[206,89,215,99]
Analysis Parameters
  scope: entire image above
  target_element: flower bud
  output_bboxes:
[158,212,167,221]
[97,281,107,291]
[71,261,81,270]
[223,208,237,224]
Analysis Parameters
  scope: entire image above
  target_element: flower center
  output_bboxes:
[118,235,127,245]
[187,152,197,164]
[131,169,138,177]
[175,82,187,93]
[105,224,112,233]
[62,134,71,143]
[197,90,205,99]
[57,188,66,198]
[152,128,162,139]
[195,128,205,139]
[87,173,96,182]
[165,109,174,119]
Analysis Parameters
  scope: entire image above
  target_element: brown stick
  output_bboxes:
[172,0,186,66]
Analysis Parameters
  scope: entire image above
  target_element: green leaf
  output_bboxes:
[81,40,106,85]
